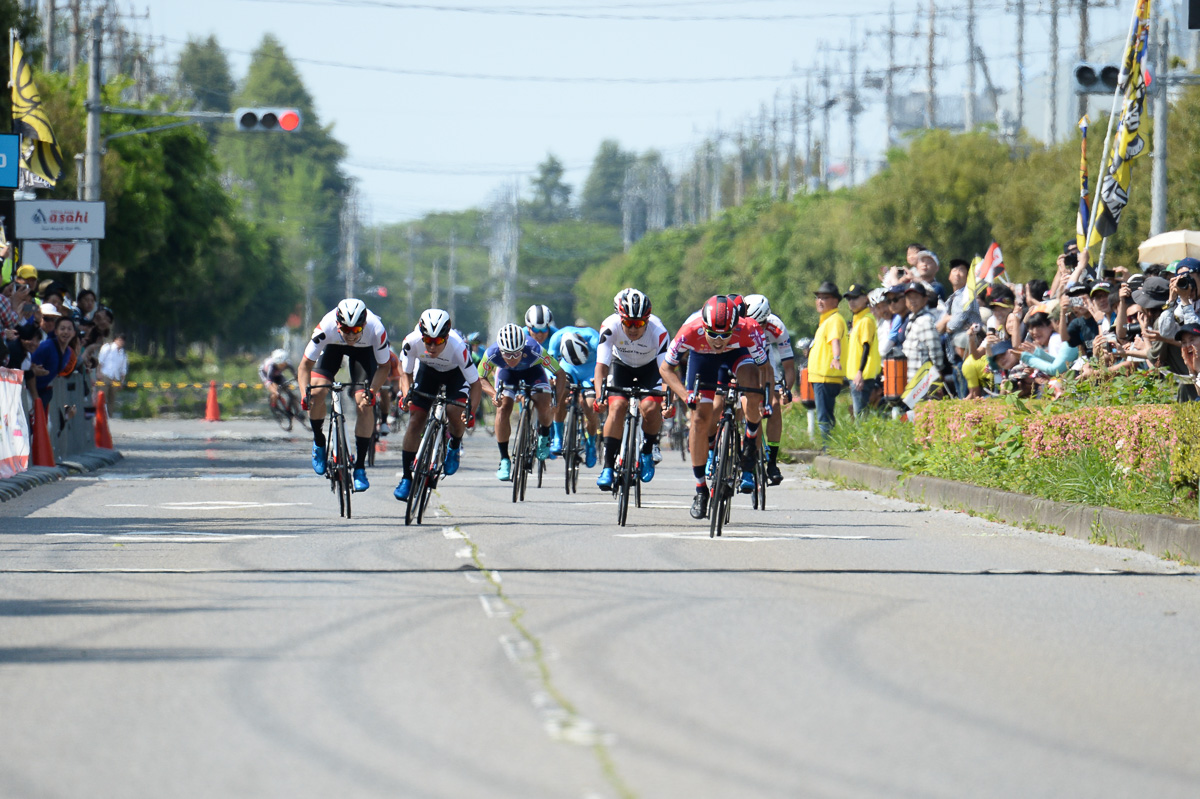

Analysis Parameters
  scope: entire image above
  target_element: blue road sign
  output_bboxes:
[0,134,18,189]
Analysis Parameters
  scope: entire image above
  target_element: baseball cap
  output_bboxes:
[990,340,1013,356]
[39,302,61,317]
[867,287,887,306]
[903,281,930,298]
[1089,281,1112,295]
[1176,257,1200,275]
[915,250,939,268]
[844,283,869,299]
[1064,281,1090,297]
[1133,276,1171,309]
[1175,322,1200,341]
[15,265,37,279]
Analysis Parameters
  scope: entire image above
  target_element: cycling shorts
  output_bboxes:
[497,365,552,398]
[685,348,755,402]
[408,364,469,411]
[312,344,378,389]
[608,359,662,393]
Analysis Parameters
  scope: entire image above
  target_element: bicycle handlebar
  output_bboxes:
[694,380,766,397]
[606,385,667,400]
[407,386,469,408]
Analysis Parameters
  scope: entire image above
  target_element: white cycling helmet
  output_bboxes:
[498,323,526,354]
[524,304,553,330]
[417,308,452,339]
[613,287,634,314]
[559,332,591,366]
[271,348,288,362]
[743,294,771,324]
[335,298,367,328]
[616,288,652,322]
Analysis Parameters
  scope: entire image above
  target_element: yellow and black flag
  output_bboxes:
[9,35,63,186]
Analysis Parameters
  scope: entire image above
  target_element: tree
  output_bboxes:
[526,154,572,223]
[176,36,235,113]
[580,139,635,226]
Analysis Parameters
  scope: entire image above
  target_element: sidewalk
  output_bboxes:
[0,449,123,502]
[806,454,1200,564]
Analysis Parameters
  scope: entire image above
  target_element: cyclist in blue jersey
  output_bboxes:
[479,323,563,481]
[546,325,601,466]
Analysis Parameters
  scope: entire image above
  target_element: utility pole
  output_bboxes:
[341,193,358,299]
[447,232,458,326]
[43,0,54,72]
[303,260,314,335]
[710,132,722,216]
[926,0,937,129]
[804,80,814,190]
[846,40,860,186]
[821,59,832,188]
[1150,17,1169,236]
[1015,0,1026,134]
[734,131,745,205]
[1077,0,1089,121]
[886,7,896,144]
[965,0,976,130]
[756,105,767,194]
[769,94,779,198]
[84,14,102,295]
[787,86,798,199]
[430,259,440,309]
[69,0,81,78]
[1047,0,1059,143]
[406,226,416,324]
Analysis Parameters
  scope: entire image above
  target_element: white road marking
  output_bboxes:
[442,527,465,539]
[479,595,510,618]
[616,530,871,541]
[455,547,476,559]
[160,501,310,510]
[104,504,148,507]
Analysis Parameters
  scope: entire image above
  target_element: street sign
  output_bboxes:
[21,240,94,272]
[15,200,105,239]
[0,134,19,189]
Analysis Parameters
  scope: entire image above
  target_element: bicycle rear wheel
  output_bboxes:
[710,419,735,538]
[269,396,292,431]
[754,438,767,511]
[563,405,578,495]
[337,417,353,519]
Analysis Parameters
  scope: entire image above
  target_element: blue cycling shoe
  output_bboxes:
[312,444,327,475]
[496,458,512,481]
[705,449,716,479]
[639,453,655,483]
[537,435,551,460]
[584,436,597,468]
[444,446,461,476]
[394,477,412,501]
[353,468,369,491]
[596,467,614,490]
[549,431,563,458]
[739,470,756,494]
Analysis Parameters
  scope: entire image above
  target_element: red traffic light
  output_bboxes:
[234,107,303,132]
[279,110,300,131]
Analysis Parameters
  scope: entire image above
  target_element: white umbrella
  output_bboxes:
[1137,230,1200,264]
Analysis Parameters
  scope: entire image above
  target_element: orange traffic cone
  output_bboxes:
[31,397,55,467]
[94,390,114,449]
[205,380,221,422]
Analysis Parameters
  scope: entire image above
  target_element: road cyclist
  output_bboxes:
[659,294,770,520]
[546,324,601,468]
[522,304,567,455]
[742,294,796,485]
[479,323,563,482]
[259,348,307,431]
[392,309,483,502]
[593,287,673,491]
[297,298,392,493]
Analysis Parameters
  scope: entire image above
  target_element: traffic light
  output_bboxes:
[234,107,302,132]
[1073,63,1121,95]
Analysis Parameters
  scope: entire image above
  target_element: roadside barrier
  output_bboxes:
[0,368,29,478]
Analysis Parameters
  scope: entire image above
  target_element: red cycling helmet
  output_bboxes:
[700,295,739,333]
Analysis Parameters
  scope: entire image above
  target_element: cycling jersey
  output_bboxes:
[761,313,795,384]
[479,338,559,378]
[399,330,480,383]
[304,309,391,366]
[665,316,768,366]
[259,356,290,385]
[547,325,600,386]
[596,313,670,369]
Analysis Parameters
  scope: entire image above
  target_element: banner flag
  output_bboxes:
[1077,116,1091,255]
[9,36,63,186]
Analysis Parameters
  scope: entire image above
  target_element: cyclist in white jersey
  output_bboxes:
[393,309,482,501]
[744,294,795,485]
[594,288,672,489]
[298,298,391,492]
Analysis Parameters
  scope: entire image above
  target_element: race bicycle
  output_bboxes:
[561,376,592,495]
[404,385,467,526]
[698,380,767,537]
[269,380,310,432]
[306,380,365,519]
[508,381,547,503]
[606,384,666,527]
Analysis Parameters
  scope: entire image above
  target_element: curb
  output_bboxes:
[807,454,1200,563]
[0,449,124,503]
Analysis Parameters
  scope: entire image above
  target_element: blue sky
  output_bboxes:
[138,0,1148,224]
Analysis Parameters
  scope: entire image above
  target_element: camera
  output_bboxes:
[1177,274,1196,293]
[1126,322,1142,338]
[1064,252,1078,268]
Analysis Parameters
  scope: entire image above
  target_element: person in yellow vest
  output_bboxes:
[845,283,881,417]
[807,280,848,440]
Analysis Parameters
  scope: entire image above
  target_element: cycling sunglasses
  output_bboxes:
[528,325,549,333]
[704,328,733,340]
[338,323,364,335]
[422,335,448,346]
[500,348,524,358]
[622,318,648,329]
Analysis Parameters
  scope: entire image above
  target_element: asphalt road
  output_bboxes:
[2,418,1199,799]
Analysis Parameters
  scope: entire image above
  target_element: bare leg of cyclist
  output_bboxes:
[766,387,784,482]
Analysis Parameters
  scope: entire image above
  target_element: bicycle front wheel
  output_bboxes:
[710,419,735,538]
[563,405,578,495]
[512,406,529,503]
[418,427,446,525]
[337,417,353,519]
[269,396,291,431]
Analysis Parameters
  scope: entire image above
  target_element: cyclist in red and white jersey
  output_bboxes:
[393,309,482,501]
[594,288,671,489]
[659,294,769,519]
[743,294,796,485]
[298,298,391,492]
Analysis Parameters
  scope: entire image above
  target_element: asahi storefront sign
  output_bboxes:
[15,201,106,240]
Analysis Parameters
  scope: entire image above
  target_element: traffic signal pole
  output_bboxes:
[84,14,102,296]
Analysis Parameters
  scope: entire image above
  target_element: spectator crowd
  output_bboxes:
[805,239,1200,436]
[1,249,125,424]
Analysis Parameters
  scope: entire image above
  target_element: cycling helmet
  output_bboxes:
[271,348,288,362]
[700,294,740,333]
[524,304,553,330]
[613,287,634,314]
[559,332,591,366]
[743,294,770,324]
[616,288,652,321]
[498,323,526,354]
[417,308,452,339]
[335,298,367,328]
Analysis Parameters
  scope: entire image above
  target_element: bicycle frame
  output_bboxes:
[697,380,766,537]
[607,384,665,527]
[405,386,467,525]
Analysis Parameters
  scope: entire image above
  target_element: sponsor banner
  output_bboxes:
[15,200,105,239]
[22,240,93,272]
[0,367,29,478]
[0,133,18,189]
